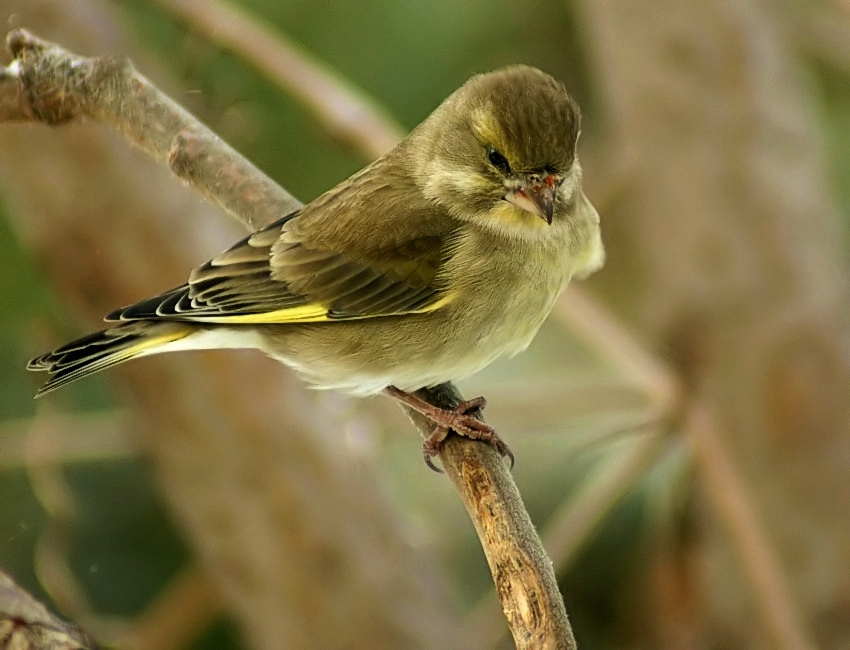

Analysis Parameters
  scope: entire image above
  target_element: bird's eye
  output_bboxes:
[486,147,511,174]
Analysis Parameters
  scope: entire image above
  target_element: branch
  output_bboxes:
[2,28,299,231]
[0,568,98,650]
[151,0,405,160]
[408,384,575,649]
[686,402,817,650]
[2,29,574,648]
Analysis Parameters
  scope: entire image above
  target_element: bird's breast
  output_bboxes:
[440,228,572,359]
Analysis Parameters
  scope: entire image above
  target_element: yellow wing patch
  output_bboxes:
[181,292,457,324]
[189,304,332,324]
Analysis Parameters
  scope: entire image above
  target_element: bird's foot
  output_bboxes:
[384,386,514,472]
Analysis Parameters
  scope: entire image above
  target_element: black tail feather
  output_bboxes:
[28,322,190,396]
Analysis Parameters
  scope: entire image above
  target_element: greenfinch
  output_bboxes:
[29,65,604,465]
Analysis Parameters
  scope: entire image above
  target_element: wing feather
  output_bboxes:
[106,208,456,325]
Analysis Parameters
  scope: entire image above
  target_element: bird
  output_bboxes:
[28,64,604,468]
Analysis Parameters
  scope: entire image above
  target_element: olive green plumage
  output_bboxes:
[29,65,604,397]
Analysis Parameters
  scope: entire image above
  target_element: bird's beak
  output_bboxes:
[504,176,558,224]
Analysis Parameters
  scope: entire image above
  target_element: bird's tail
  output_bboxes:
[28,322,193,397]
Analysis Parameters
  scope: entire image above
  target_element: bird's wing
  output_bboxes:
[106,211,455,324]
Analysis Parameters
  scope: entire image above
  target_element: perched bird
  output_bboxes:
[29,65,604,466]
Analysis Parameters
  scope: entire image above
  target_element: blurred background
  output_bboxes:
[1,0,849,648]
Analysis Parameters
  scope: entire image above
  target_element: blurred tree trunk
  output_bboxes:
[578,0,850,646]
[0,1,463,648]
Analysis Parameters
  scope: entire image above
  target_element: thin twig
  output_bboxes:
[152,0,405,160]
[114,567,220,650]
[555,285,681,420]
[0,411,134,467]
[686,401,817,650]
[24,411,98,634]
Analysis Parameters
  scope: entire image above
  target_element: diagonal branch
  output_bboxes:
[686,402,817,650]
[2,28,299,230]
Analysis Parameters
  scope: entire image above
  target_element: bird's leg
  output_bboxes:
[384,385,514,472]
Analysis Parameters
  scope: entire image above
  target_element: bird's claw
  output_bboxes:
[420,397,514,472]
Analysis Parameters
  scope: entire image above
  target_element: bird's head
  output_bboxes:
[413,65,584,237]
